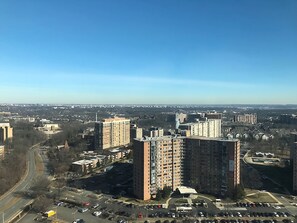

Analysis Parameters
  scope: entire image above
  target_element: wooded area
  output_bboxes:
[0,121,46,195]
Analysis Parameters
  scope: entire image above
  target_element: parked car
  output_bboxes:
[72,219,85,223]
[93,211,102,216]
[78,208,88,213]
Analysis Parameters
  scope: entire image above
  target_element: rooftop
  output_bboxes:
[72,159,93,165]
[177,186,198,194]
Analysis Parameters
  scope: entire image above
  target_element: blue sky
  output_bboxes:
[0,0,296,104]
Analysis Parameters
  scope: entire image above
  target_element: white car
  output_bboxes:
[92,203,100,209]
[78,208,88,213]
[92,211,102,216]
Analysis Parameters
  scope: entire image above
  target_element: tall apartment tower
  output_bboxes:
[133,136,240,200]
[133,136,185,200]
[0,123,13,144]
[290,132,297,193]
[94,117,130,151]
[186,136,240,197]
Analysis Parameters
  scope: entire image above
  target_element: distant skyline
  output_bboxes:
[0,0,297,104]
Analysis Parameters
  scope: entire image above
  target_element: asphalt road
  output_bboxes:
[0,143,41,223]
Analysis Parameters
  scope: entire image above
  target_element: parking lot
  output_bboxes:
[17,194,296,223]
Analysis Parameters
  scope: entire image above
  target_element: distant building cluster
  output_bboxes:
[179,119,221,138]
[36,120,61,135]
[234,114,257,124]
[71,148,131,174]
[133,135,240,200]
[94,117,130,151]
[226,132,274,141]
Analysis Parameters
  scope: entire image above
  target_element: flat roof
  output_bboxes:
[110,148,121,153]
[177,186,197,194]
[188,135,239,142]
[135,135,185,142]
[72,159,93,165]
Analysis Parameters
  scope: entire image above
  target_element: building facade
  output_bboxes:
[130,127,143,142]
[133,136,240,200]
[133,136,185,200]
[94,117,130,151]
[0,123,13,144]
[149,127,164,138]
[178,119,221,138]
[234,114,257,124]
[186,136,240,197]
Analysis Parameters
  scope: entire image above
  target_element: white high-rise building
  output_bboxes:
[179,119,221,138]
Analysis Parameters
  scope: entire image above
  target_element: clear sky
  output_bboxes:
[0,0,296,104]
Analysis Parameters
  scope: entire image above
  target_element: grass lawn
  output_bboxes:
[246,192,279,203]
[251,164,293,193]
[245,188,260,195]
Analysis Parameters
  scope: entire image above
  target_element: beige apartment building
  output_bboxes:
[133,136,185,200]
[130,127,143,142]
[234,114,257,124]
[94,117,130,151]
[179,119,221,138]
[133,135,240,200]
[0,123,13,144]
[149,127,164,137]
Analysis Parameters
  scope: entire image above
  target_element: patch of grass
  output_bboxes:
[245,188,259,195]
[246,192,278,203]
[175,199,188,203]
